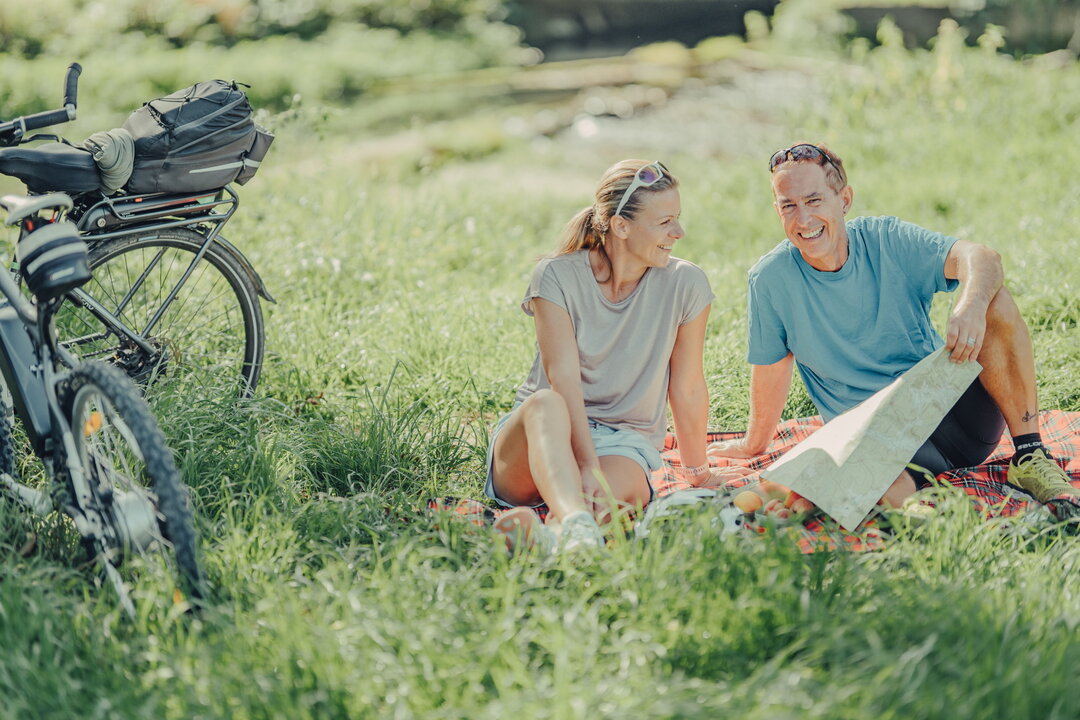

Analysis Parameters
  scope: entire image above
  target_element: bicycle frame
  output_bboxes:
[57,185,273,358]
[0,250,103,538]
[61,186,238,355]
[72,184,270,298]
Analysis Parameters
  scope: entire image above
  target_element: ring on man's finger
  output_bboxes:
[965,336,977,345]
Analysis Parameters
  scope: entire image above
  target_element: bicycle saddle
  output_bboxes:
[0,143,100,194]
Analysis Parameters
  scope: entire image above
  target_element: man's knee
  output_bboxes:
[985,286,1026,335]
[881,470,917,508]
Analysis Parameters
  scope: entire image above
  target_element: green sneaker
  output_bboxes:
[1007,449,1080,521]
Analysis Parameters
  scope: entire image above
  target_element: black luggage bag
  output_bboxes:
[124,79,273,194]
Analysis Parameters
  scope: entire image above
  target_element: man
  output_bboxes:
[709,143,1078,519]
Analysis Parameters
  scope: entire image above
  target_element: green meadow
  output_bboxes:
[1,5,1079,719]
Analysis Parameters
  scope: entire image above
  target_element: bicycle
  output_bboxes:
[0,190,204,615]
[0,63,271,399]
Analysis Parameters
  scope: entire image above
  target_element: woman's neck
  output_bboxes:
[589,246,647,303]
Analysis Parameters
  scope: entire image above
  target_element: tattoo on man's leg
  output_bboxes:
[1022,410,1037,423]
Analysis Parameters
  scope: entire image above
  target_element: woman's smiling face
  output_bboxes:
[617,187,684,269]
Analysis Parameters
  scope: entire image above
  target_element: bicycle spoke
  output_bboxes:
[55,230,262,398]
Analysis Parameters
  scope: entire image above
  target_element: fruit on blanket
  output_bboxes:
[784,491,800,508]
[791,498,815,514]
[773,508,792,519]
[763,498,784,514]
[759,479,787,498]
[734,491,763,514]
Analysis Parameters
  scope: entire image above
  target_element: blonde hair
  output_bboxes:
[553,160,678,273]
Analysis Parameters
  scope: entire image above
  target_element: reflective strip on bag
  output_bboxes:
[24,244,86,277]
[188,161,244,174]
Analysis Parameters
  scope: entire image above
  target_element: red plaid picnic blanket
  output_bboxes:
[429,411,1080,553]
[657,410,1080,552]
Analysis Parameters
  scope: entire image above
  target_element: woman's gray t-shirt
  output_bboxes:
[513,249,714,448]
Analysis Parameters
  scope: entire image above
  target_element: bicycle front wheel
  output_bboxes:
[55,228,264,399]
[61,361,204,600]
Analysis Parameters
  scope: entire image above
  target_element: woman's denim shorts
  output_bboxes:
[484,407,663,509]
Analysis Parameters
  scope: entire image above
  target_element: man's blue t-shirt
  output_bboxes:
[746,215,959,421]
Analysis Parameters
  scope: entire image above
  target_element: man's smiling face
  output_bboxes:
[771,161,853,272]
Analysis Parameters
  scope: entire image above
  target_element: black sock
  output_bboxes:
[1012,433,1045,464]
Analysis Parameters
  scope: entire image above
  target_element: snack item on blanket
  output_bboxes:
[759,479,788,498]
[755,493,817,525]
[763,498,784,514]
[734,491,763,514]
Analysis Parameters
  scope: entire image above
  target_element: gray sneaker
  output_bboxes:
[557,511,605,553]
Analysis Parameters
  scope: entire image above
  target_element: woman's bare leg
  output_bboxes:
[491,389,590,520]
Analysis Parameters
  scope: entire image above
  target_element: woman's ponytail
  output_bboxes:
[555,206,602,256]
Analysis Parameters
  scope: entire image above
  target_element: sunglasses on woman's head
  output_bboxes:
[614,161,668,218]
[768,144,845,184]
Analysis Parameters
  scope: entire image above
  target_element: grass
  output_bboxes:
[2,20,1080,720]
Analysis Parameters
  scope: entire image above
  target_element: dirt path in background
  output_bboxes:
[548,59,823,161]
[329,51,824,178]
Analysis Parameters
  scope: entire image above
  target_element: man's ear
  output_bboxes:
[841,185,854,214]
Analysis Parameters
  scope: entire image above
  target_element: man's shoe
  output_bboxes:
[1008,449,1080,521]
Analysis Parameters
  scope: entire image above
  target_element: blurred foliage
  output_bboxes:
[960,0,1080,54]
[0,4,530,121]
[0,0,514,56]
[772,0,1080,55]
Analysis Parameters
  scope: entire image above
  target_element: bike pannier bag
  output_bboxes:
[123,80,273,193]
[17,221,91,301]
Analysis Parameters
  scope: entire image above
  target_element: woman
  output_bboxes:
[488,159,735,552]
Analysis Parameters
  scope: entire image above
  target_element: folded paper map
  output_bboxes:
[761,348,982,530]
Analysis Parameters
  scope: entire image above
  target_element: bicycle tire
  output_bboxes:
[60,361,204,600]
[54,227,264,399]
[0,390,15,479]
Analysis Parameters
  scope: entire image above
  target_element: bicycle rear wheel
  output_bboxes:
[55,228,264,399]
[61,361,204,601]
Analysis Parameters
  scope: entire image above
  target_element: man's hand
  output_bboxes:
[945,303,987,364]
[941,239,1002,365]
[707,438,762,459]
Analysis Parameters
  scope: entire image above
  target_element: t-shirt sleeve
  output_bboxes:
[876,216,959,297]
[678,263,715,325]
[520,258,567,317]
[746,271,789,365]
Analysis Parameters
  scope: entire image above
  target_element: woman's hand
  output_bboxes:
[687,465,754,489]
[580,464,606,515]
[681,463,754,488]
[707,438,760,459]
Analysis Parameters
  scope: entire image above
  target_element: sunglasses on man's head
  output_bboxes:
[768,144,845,184]
[614,161,668,218]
